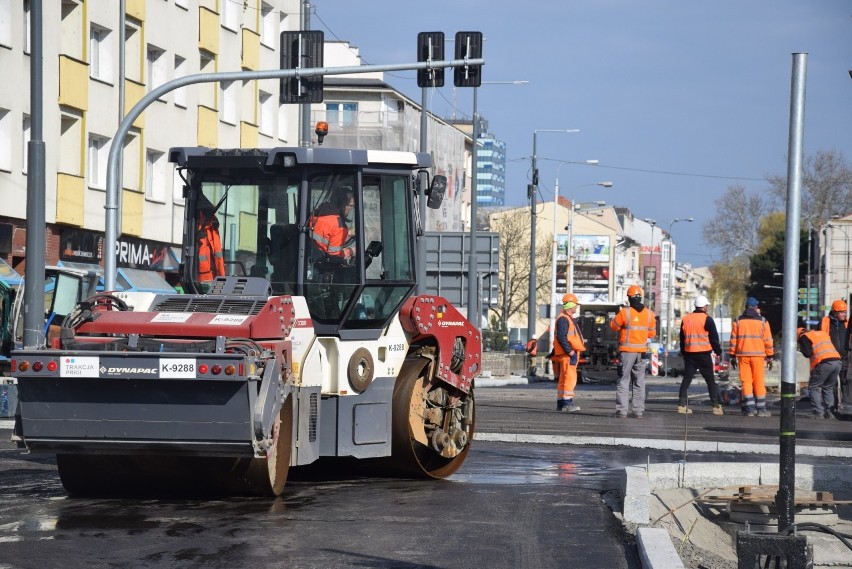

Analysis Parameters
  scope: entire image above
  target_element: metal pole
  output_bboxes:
[806,226,812,328]
[777,52,807,533]
[548,175,560,345]
[527,133,538,346]
[417,84,428,295]
[102,58,483,290]
[117,0,125,236]
[299,0,312,147]
[467,87,479,328]
[23,0,45,348]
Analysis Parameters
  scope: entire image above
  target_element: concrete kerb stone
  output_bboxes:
[637,528,686,569]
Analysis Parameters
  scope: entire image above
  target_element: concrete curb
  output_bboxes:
[637,528,685,569]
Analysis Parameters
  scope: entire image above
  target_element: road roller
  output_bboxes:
[12,145,479,496]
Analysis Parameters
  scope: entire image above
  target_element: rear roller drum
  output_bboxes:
[236,395,294,496]
[389,359,475,479]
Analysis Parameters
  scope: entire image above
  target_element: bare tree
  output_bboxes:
[487,208,552,329]
[702,184,768,259]
[766,149,852,228]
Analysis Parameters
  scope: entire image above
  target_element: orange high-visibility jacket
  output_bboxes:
[310,213,351,259]
[552,312,586,358]
[610,306,656,353]
[681,312,712,353]
[197,215,225,282]
[729,316,774,358]
[801,329,841,369]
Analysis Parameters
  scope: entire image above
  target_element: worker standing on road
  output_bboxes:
[677,295,724,416]
[798,327,842,419]
[550,293,586,413]
[610,285,656,419]
[820,300,848,411]
[729,297,774,417]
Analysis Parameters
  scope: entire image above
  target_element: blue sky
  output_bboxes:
[308,1,852,266]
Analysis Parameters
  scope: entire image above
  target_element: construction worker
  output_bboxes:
[310,186,356,265]
[197,201,225,283]
[525,338,538,377]
[610,285,656,419]
[677,295,724,415]
[820,300,848,410]
[550,293,586,413]
[798,327,842,419]
[729,297,774,417]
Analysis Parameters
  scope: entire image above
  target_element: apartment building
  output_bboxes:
[0,0,299,277]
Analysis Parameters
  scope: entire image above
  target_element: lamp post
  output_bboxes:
[528,129,579,351]
[467,80,529,328]
[665,217,693,374]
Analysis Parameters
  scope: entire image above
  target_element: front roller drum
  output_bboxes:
[388,358,475,479]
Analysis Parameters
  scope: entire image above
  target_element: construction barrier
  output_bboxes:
[650,353,659,376]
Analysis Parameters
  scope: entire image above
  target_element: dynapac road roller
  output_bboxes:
[12,145,480,496]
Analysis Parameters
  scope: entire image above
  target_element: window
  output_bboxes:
[221,0,239,31]
[90,24,113,82]
[172,166,184,203]
[198,51,215,108]
[277,104,289,142]
[260,2,276,47]
[0,108,10,172]
[220,80,237,125]
[23,0,30,53]
[22,114,30,173]
[258,91,273,136]
[0,0,11,48]
[88,134,110,189]
[60,0,83,60]
[147,44,167,95]
[326,102,358,126]
[145,149,166,202]
[173,55,187,107]
[59,112,82,176]
[175,0,188,9]
[124,22,141,82]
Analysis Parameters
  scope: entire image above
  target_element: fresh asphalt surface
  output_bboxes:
[0,368,849,568]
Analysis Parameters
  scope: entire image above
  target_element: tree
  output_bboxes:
[708,256,751,316]
[487,208,552,331]
[702,184,769,260]
[766,149,852,228]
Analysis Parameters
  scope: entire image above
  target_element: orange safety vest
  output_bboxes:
[611,306,656,353]
[802,329,841,369]
[681,312,711,353]
[525,339,538,356]
[310,213,351,259]
[552,312,586,358]
[197,215,224,282]
[729,316,774,357]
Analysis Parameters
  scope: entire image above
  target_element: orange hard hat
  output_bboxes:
[627,285,643,298]
[562,293,579,305]
[832,300,848,312]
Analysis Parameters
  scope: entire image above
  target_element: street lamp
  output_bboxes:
[665,217,693,374]
[467,81,529,329]
[528,129,579,351]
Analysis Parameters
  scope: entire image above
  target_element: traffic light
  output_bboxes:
[416,32,445,88]
[453,31,483,87]
[280,31,324,104]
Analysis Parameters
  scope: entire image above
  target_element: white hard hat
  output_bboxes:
[694,295,710,308]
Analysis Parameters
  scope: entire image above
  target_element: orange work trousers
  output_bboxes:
[737,356,767,399]
[554,355,578,401]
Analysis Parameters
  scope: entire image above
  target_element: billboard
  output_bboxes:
[572,235,611,303]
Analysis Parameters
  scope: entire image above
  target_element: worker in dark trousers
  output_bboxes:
[820,300,848,411]
[677,295,724,415]
[798,327,842,419]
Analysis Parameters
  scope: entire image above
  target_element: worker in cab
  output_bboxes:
[820,299,849,410]
[197,199,225,284]
[310,186,356,279]
[677,295,724,416]
[550,293,586,413]
[729,297,774,417]
[798,326,842,420]
[610,285,656,419]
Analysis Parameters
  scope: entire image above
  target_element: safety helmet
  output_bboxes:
[832,300,848,312]
[562,293,579,305]
[694,295,710,308]
[627,284,643,298]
